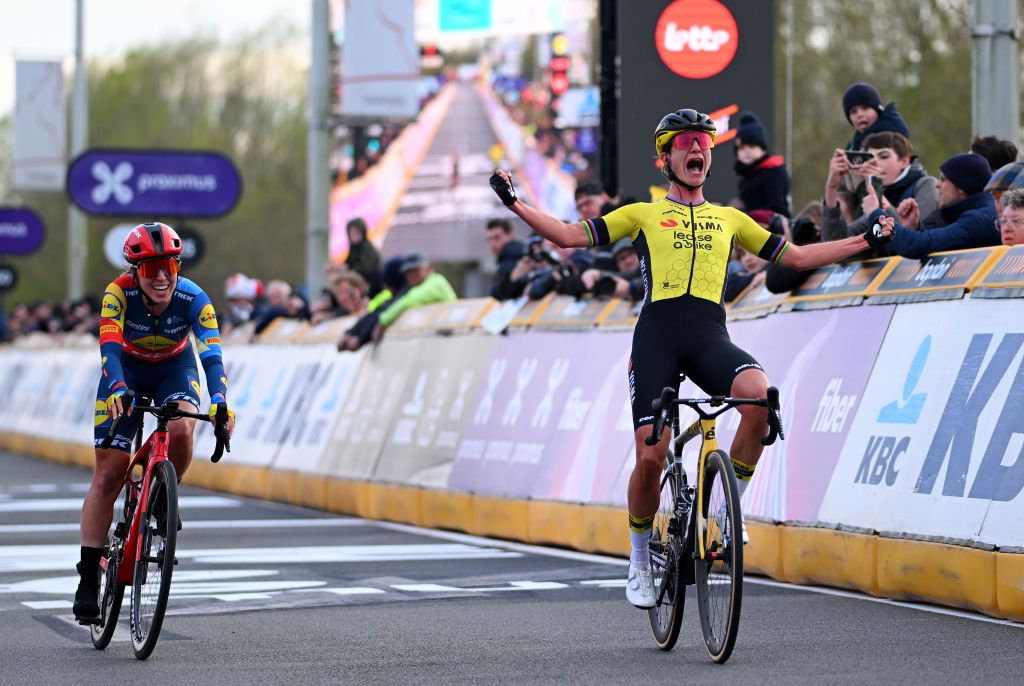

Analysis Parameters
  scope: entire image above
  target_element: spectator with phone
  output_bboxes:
[841,81,910,151]
[824,132,939,246]
[733,111,791,217]
[865,153,998,258]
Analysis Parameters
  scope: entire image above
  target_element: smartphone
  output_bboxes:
[844,150,876,165]
[868,175,884,198]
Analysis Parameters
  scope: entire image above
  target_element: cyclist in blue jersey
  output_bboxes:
[73,222,236,623]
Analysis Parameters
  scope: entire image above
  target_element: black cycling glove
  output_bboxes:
[864,220,894,248]
[489,172,518,207]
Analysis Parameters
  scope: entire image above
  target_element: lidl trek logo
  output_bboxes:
[656,0,738,79]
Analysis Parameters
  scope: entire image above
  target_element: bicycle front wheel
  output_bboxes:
[130,460,178,660]
[695,449,743,664]
[647,465,685,650]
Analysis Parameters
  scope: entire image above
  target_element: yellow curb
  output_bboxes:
[182,459,217,490]
[528,500,583,549]
[420,488,473,532]
[293,474,329,511]
[213,463,269,500]
[266,470,300,505]
[877,537,998,616]
[364,482,422,525]
[780,526,878,595]
[324,478,368,517]
[579,504,628,557]
[467,495,529,542]
[745,520,784,580]
[996,551,1024,622]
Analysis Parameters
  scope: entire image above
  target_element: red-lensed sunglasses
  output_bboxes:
[135,256,181,279]
[671,131,715,151]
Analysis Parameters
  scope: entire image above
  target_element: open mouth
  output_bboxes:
[152,283,170,294]
[685,156,705,175]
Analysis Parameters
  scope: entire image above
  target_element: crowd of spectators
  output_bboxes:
[0,297,100,342]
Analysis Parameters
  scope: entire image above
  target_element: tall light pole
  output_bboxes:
[306,0,330,298]
[972,0,1020,146]
[68,0,88,299]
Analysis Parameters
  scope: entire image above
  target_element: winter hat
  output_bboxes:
[985,161,1024,193]
[736,112,768,150]
[842,82,883,122]
[940,153,993,196]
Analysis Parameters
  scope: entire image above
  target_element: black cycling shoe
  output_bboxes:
[73,563,100,625]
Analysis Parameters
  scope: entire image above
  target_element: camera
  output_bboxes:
[592,274,619,298]
[791,216,820,246]
[527,236,562,266]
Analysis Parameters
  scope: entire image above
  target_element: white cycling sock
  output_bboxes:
[628,513,653,565]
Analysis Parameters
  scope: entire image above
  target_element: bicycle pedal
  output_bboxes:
[77,615,101,626]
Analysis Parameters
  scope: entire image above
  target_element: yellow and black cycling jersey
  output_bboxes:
[582,195,789,305]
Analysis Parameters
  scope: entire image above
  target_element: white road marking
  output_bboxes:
[22,600,72,609]
[0,495,239,513]
[580,579,626,588]
[320,587,386,596]
[392,584,460,592]
[0,517,365,534]
[186,544,523,565]
[471,581,568,592]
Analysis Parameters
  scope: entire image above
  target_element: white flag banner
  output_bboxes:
[339,0,419,119]
[14,60,66,191]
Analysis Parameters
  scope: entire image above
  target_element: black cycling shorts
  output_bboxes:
[628,295,763,430]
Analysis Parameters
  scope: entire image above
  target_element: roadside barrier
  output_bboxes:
[3,249,1024,621]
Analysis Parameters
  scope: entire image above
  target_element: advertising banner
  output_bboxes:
[613,0,774,202]
[786,257,895,306]
[67,149,242,218]
[270,346,366,474]
[973,245,1024,297]
[449,333,581,496]
[869,247,1002,303]
[375,335,493,486]
[319,339,422,478]
[0,208,46,255]
[193,345,323,467]
[819,299,1024,547]
[339,0,419,119]
[14,60,65,191]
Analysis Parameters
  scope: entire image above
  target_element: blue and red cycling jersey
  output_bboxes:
[99,274,228,403]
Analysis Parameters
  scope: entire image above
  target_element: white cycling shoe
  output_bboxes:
[626,561,657,609]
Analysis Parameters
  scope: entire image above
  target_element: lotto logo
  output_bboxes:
[656,0,738,79]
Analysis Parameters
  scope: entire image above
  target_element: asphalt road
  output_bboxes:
[2,451,1022,685]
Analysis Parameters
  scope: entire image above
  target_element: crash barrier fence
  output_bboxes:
[4,244,1024,621]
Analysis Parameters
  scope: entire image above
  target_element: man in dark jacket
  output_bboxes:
[733,111,790,217]
[841,82,910,151]
[866,153,998,258]
[486,218,527,300]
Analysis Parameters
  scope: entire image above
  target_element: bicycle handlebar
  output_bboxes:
[644,385,786,447]
[99,390,231,461]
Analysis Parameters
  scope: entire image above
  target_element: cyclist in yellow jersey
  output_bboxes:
[490,108,894,609]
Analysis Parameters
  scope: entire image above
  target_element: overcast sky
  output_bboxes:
[0,0,311,117]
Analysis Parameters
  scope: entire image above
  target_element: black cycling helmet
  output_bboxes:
[654,108,717,155]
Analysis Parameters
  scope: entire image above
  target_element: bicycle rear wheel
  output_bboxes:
[91,481,132,649]
[647,465,685,650]
[130,460,178,660]
[695,449,743,663]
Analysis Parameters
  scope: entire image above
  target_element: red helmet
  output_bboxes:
[123,222,182,264]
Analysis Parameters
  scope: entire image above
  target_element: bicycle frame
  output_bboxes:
[105,426,173,585]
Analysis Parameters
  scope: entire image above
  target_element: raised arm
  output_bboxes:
[778,216,895,271]
[490,170,592,248]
